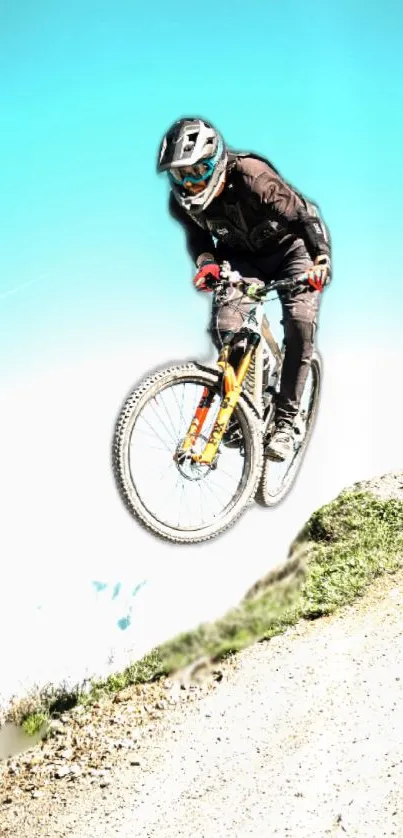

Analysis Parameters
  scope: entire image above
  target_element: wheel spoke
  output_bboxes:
[202,476,231,506]
[197,482,204,524]
[158,388,183,442]
[147,396,179,446]
[135,413,174,453]
[122,374,254,535]
[131,428,172,453]
[171,382,192,439]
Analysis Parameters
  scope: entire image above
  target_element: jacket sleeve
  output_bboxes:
[168,193,216,266]
[249,169,331,260]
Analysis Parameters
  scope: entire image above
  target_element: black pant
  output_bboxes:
[209,245,321,423]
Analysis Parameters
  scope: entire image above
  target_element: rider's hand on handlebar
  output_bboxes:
[300,254,332,292]
[193,261,221,292]
[245,281,267,300]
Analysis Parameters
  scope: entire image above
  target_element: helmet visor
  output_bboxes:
[169,158,215,186]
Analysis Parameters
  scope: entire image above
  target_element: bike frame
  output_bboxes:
[178,286,283,466]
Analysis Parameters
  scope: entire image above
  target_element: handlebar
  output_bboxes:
[208,264,308,300]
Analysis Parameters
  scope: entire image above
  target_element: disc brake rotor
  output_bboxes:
[175,434,218,481]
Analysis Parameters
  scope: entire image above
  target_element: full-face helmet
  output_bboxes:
[157,117,227,213]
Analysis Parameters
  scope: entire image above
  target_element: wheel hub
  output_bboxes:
[175,434,218,481]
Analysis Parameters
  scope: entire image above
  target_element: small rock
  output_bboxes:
[155,700,167,710]
[130,760,141,767]
[100,745,115,756]
[28,765,42,776]
[113,688,133,704]
[114,738,136,750]
[49,720,65,736]
[27,755,44,767]
[57,747,74,760]
[100,780,111,788]
[31,790,43,799]
[55,766,73,779]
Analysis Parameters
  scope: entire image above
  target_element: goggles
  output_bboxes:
[169,157,216,186]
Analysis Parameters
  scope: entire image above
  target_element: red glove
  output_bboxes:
[193,261,220,291]
[304,254,332,292]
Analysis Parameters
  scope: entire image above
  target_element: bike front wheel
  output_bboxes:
[112,363,263,543]
[255,353,322,507]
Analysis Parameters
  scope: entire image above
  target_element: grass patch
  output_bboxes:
[17,489,403,732]
[295,490,403,619]
[21,712,48,737]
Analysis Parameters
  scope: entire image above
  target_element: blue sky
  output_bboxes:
[1,0,402,379]
[1,2,403,697]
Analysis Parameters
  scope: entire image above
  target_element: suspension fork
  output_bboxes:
[178,385,216,454]
[186,334,260,465]
[176,341,234,458]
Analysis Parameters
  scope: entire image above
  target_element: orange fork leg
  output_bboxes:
[179,386,215,453]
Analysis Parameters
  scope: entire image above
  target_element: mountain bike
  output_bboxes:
[112,263,321,544]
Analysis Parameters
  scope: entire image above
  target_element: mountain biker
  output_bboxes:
[157,117,332,461]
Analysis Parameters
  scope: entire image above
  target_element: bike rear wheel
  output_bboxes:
[112,363,263,543]
[255,353,322,507]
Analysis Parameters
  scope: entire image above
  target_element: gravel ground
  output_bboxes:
[1,566,403,838]
[352,471,403,502]
[1,472,402,838]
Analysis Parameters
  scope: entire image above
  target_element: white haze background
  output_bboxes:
[1,318,401,714]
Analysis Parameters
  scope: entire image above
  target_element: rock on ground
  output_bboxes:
[1,566,403,837]
[1,471,402,837]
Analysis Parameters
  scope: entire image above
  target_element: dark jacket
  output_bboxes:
[169,151,331,266]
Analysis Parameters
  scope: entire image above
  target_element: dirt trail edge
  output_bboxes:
[1,472,402,837]
[1,565,402,838]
